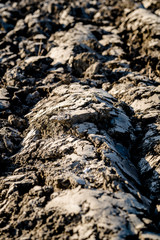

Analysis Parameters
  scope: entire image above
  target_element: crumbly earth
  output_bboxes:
[0,0,160,239]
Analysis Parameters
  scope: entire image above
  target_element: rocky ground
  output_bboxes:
[0,0,160,239]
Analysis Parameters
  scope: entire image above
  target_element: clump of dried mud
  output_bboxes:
[0,0,160,239]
